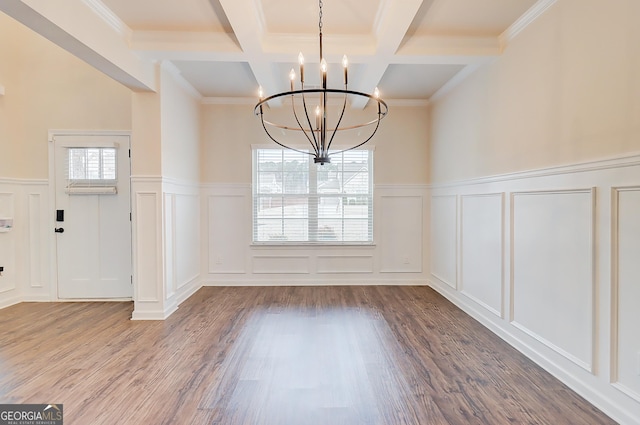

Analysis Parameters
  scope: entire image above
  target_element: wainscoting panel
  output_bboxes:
[460,193,503,317]
[252,255,310,274]
[430,195,457,288]
[208,194,247,274]
[0,191,17,295]
[203,184,429,285]
[612,187,640,401]
[135,191,161,303]
[317,255,374,274]
[164,193,176,299]
[511,189,594,371]
[27,193,44,289]
[380,195,423,273]
[175,193,200,290]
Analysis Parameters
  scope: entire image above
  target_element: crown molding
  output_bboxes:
[202,97,256,105]
[82,0,133,42]
[499,0,558,50]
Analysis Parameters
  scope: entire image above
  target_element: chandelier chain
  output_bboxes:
[318,0,323,33]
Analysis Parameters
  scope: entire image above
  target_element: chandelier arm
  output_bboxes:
[291,95,317,153]
[328,108,382,156]
[300,89,321,155]
[291,93,319,156]
[260,113,314,157]
[325,87,348,152]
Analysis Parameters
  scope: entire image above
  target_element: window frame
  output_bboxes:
[252,146,374,246]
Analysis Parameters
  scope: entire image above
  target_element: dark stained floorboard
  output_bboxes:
[0,286,616,424]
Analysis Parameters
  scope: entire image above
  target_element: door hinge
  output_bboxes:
[128,149,131,158]
[130,275,133,284]
[129,212,132,221]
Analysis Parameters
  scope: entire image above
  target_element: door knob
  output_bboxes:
[54,228,65,233]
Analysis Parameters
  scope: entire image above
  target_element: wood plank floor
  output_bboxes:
[0,286,615,424]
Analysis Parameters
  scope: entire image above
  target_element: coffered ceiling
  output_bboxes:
[2,0,551,103]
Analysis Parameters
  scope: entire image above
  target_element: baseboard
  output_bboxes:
[0,295,22,310]
[131,300,178,320]
[202,278,430,287]
[175,278,203,305]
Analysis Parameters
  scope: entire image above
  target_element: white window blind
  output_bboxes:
[66,147,117,194]
[253,148,373,243]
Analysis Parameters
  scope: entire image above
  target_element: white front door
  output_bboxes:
[53,134,132,299]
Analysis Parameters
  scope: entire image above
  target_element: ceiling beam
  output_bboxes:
[218,0,279,99]
[0,0,156,92]
[350,0,424,108]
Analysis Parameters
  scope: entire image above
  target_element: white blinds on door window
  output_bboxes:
[66,147,118,194]
[253,148,374,244]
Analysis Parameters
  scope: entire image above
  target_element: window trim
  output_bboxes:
[252,146,375,246]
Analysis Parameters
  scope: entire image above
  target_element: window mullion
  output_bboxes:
[308,159,318,241]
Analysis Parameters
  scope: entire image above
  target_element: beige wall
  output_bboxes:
[160,66,201,182]
[201,103,429,185]
[429,0,640,183]
[0,12,132,179]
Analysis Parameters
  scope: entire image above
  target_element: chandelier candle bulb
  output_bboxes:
[315,106,321,130]
[320,58,328,88]
[298,52,304,84]
[289,68,296,91]
[254,0,388,165]
[342,55,348,85]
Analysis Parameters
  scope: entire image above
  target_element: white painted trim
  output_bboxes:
[82,0,133,42]
[161,61,202,100]
[0,295,21,310]
[0,178,48,185]
[48,129,132,142]
[459,192,505,319]
[508,188,597,373]
[430,152,640,189]
[609,185,640,402]
[499,0,558,50]
[203,278,430,287]
[202,97,257,105]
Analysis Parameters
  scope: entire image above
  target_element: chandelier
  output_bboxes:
[254,0,388,165]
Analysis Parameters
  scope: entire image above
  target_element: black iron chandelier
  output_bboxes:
[254,0,389,165]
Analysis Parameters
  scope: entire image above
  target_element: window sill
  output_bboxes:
[251,242,376,249]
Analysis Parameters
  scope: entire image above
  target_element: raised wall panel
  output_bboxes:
[430,195,457,288]
[208,195,246,274]
[136,192,160,302]
[380,196,423,273]
[164,193,176,298]
[612,187,640,401]
[317,255,374,274]
[252,256,310,274]
[511,189,594,371]
[460,193,503,316]
[27,193,44,288]
[175,194,200,289]
[0,192,16,294]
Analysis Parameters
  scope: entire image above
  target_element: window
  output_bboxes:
[253,148,373,243]
[66,147,117,194]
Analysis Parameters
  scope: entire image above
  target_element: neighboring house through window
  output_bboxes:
[252,148,373,243]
